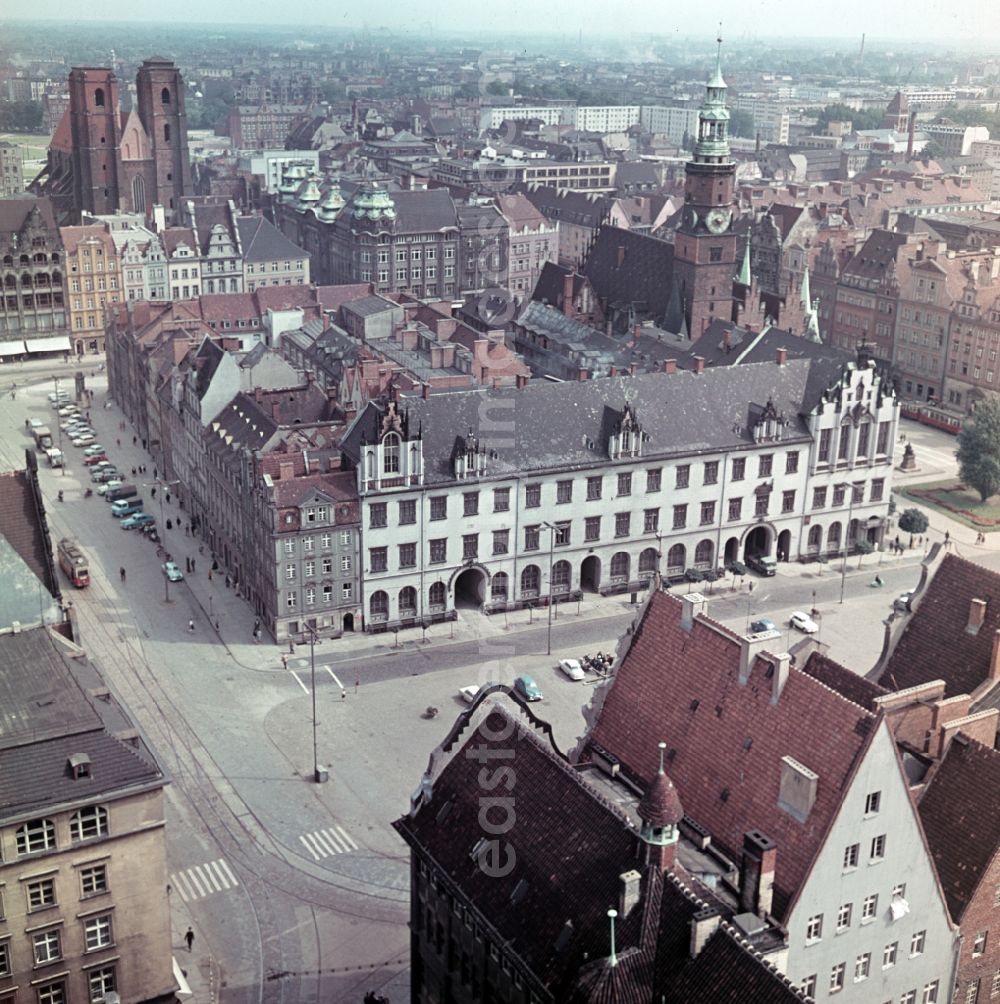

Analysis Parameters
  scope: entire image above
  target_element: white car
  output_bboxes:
[95,480,123,496]
[72,434,95,447]
[790,610,819,634]
[558,658,586,681]
[459,685,482,704]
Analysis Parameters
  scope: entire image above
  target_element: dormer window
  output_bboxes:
[69,752,92,779]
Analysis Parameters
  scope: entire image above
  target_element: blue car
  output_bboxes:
[750,618,777,633]
[121,513,155,530]
[514,675,543,702]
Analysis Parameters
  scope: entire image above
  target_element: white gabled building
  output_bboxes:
[339,353,898,631]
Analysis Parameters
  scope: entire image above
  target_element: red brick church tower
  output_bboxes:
[672,35,738,338]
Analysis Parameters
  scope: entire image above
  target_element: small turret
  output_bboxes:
[638,742,683,872]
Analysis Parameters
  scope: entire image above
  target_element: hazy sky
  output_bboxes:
[9,0,1000,43]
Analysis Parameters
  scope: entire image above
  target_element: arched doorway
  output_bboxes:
[343,612,355,632]
[777,529,791,562]
[666,543,686,577]
[743,526,771,564]
[454,568,486,608]
[724,537,739,566]
[807,525,822,557]
[581,555,601,592]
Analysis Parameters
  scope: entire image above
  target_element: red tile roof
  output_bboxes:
[0,465,59,601]
[586,590,878,920]
[879,553,1000,698]
[918,735,1000,923]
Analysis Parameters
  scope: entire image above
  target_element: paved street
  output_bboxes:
[2,364,994,1003]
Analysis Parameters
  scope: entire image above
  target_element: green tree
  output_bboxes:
[957,397,1000,502]
[729,109,755,139]
[814,103,883,133]
[898,508,929,534]
[0,99,43,133]
[485,80,509,97]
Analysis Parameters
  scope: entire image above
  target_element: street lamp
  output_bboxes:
[304,624,327,783]
[542,521,558,656]
[837,481,860,605]
[53,376,64,476]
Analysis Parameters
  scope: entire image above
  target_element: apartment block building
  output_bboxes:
[61,224,122,355]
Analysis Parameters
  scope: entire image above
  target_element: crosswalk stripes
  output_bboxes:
[299,824,359,860]
[170,858,239,902]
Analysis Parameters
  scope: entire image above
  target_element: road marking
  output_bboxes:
[170,858,240,902]
[288,669,310,695]
[299,825,359,860]
[324,666,345,690]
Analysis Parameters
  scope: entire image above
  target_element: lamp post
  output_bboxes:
[53,376,64,476]
[838,482,859,605]
[305,624,327,783]
[542,521,557,656]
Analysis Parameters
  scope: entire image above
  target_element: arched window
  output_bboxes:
[370,590,388,618]
[34,272,49,287]
[694,539,714,567]
[610,552,630,580]
[16,817,56,855]
[164,123,171,142]
[94,87,105,107]
[51,253,59,264]
[552,559,571,593]
[808,525,822,550]
[50,270,60,285]
[429,581,445,607]
[161,87,171,105]
[827,522,842,550]
[70,805,108,843]
[383,433,400,474]
[638,547,658,574]
[521,565,540,596]
[132,174,146,215]
[3,255,12,267]
[667,543,686,572]
[399,586,416,615]
[5,274,16,288]
[491,572,508,599]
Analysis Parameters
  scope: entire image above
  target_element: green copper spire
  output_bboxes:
[737,238,751,286]
[693,30,731,163]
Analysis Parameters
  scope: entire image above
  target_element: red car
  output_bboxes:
[83,453,109,466]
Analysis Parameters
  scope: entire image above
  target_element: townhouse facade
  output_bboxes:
[61,225,123,355]
[340,354,897,631]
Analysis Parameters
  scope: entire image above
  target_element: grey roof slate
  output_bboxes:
[343,294,399,319]
[391,189,460,233]
[343,360,822,484]
[235,216,310,263]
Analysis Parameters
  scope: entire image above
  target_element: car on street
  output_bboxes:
[747,554,777,576]
[558,658,585,681]
[459,684,482,703]
[90,467,113,482]
[790,610,819,634]
[750,618,778,634]
[29,418,44,429]
[894,592,912,612]
[84,453,109,466]
[121,513,155,530]
[162,561,184,582]
[83,444,105,456]
[95,480,123,496]
[514,674,544,701]
[97,467,121,483]
[71,434,95,446]
[57,406,78,417]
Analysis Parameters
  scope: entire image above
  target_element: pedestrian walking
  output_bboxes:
[281,653,288,670]
[165,519,172,530]
[165,492,171,504]
[945,530,951,546]
[225,574,231,589]
[254,627,262,643]
[116,437,121,448]
[254,618,260,632]
[215,618,220,632]
[185,927,194,952]
[119,567,126,583]
[131,467,137,476]
[141,438,146,449]
[188,619,195,633]
[191,558,196,573]
[151,487,156,499]
[208,568,213,582]
[355,677,359,694]
[153,467,157,479]
[132,435,137,445]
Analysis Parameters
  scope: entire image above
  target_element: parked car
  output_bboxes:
[84,453,108,466]
[750,618,777,634]
[894,592,912,612]
[95,480,123,496]
[459,685,481,704]
[90,466,113,482]
[71,434,95,447]
[29,418,44,429]
[558,658,585,681]
[747,554,777,576]
[790,610,819,634]
[97,467,121,483]
[162,561,184,582]
[121,513,155,530]
[514,675,543,701]
[83,444,106,456]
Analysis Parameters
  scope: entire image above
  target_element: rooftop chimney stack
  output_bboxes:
[680,593,708,632]
[693,355,705,374]
[990,630,1000,681]
[776,347,787,366]
[968,597,988,635]
[690,907,723,958]
[770,652,791,703]
[663,358,677,375]
[739,830,777,918]
[562,271,575,318]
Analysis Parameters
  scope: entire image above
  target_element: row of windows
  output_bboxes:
[817,421,892,463]
[800,962,936,1001]
[280,529,352,551]
[0,864,107,922]
[811,480,884,509]
[12,806,108,857]
[0,967,117,1004]
[285,583,352,609]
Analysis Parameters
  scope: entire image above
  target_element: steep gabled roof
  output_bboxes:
[0,465,59,600]
[585,591,879,920]
[879,553,1000,699]
[918,735,1000,923]
[800,650,888,710]
[235,215,310,263]
[584,225,675,324]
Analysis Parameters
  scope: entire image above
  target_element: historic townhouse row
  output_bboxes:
[340,351,898,630]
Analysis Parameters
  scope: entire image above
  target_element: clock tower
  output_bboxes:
[672,35,738,338]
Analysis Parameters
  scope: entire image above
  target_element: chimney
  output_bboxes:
[680,592,708,632]
[690,907,723,958]
[619,870,642,918]
[986,630,1000,683]
[663,358,677,375]
[770,652,791,703]
[304,369,314,386]
[254,386,263,403]
[278,460,294,481]
[578,368,589,381]
[739,631,780,685]
[739,830,777,917]
[562,271,575,317]
[516,373,529,389]
[723,328,731,352]
[776,347,787,366]
[693,355,704,374]
[968,598,987,635]
[616,245,625,268]
[629,362,638,376]
[633,323,641,341]
[422,382,430,399]
[609,365,618,377]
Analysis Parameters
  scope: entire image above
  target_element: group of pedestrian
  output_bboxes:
[977,532,989,544]
[252,618,262,643]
